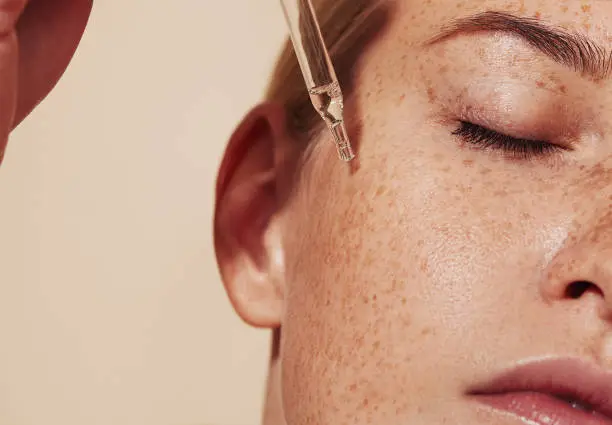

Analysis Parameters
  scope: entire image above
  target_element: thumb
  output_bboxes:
[0,0,28,157]
[14,0,93,127]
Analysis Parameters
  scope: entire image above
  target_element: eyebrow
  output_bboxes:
[426,11,612,80]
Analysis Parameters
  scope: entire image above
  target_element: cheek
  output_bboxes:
[279,113,572,424]
[281,160,433,423]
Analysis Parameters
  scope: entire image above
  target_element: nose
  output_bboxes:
[541,219,612,321]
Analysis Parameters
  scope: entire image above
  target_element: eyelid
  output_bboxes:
[455,103,577,151]
[435,76,583,147]
[453,120,567,161]
[464,120,548,144]
[454,121,544,145]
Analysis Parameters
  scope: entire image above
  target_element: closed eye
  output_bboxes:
[452,121,563,160]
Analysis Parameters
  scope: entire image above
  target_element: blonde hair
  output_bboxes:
[265,0,391,147]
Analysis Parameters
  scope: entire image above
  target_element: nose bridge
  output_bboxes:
[541,158,612,311]
[573,204,612,251]
[565,152,612,243]
[576,151,612,190]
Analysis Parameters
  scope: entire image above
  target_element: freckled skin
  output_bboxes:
[261,1,612,425]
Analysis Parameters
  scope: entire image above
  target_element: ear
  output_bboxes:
[214,102,292,329]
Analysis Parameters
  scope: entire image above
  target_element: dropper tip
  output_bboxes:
[338,145,355,162]
[329,121,355,162]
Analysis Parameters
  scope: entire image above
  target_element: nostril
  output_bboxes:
[565,281,600,299]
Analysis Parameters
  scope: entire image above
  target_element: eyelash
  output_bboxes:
[452,121,562,160]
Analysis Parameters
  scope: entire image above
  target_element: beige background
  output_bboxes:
[0,1,285,424]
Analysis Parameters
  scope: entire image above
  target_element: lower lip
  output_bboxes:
[473,392,612,425]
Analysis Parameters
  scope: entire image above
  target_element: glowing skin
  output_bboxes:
[215,1,612,425]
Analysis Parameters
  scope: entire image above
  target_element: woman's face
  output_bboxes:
[279,0,612,424]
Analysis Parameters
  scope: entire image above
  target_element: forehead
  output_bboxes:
[349,0,612,104]
[384,0,612,44]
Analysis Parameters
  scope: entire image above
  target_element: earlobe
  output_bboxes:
[214,103,290,329]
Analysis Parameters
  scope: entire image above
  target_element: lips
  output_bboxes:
[469,359,612,425]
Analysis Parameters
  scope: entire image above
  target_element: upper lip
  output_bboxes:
[469,358,612,418]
